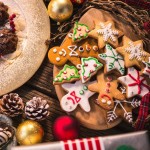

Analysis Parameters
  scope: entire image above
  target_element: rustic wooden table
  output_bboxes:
[13,0,138,143]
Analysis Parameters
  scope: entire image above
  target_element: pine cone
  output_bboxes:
[25,97,50,121]
[0,93,24,117]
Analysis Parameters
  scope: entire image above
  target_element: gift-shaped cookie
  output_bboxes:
[48,37,101,67]
[77,57,103,83]
[88,21,123,49]
[88,70,125,110]
[53,64,80,85]
[116,36,150,68]
[98,44,125,75]
[118,67,150,98]
[60,80,95,112]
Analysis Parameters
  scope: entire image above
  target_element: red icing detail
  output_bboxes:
[146,69,150,74]
[93,64,97,67]
[63,71,67,74]
[67,91,81,105]
[106,82,111,87]
[84,63,88,66]
[101,94,111,100]
[107,76,113,82]
[78,27,81,31]
[90,70,94,73]
[105,88,110,93]
[83,76,87,79]
[128,70,150,94]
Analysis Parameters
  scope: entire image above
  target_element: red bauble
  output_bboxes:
[53,116,79,140]
[71,0,85,4]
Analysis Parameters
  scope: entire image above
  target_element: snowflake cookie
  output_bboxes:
[77,57,103,83]
[98,44,125,75]
[116,36,150,68]
[53,64,80,85]
[118,67,150,98]
[107,98,140,124]
[88,21,123,49]
[60,80,96,112]
[88,70,125,110]
[48,37,100,67]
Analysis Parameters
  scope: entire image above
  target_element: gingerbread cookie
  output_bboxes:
[88,21,123,49]
[118,67,150,98]
[107,98,140,124]
[48,37,100,67]
[60,80,96,112]
[77,57,103,83]
[53,64,80,85]
[98,44,125,75]
[72,22,90,42]
[88,70,125,110]
[142,57,150,78]
[116,36,150,68]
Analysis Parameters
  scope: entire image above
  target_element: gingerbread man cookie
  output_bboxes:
[118,67,150,98]
[107,98,140,124]
[72,22,90,42]
[53,64,80,85]
[48,37,100,67]
[88,21,123,49]
[116,36,150,68]
[61,80,96,112]
[98,44,125,75]
[77,57,103,83]
[88,70,125,110]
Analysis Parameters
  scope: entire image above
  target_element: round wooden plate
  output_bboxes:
[54,8,139,130]
[0,0,50,96]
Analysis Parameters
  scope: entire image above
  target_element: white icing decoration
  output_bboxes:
[142,57,150,78]
[62,49,66,56]
[93,46,98,51]
[107,100,112,105]
[97,22,118,42]
[107,99,140,123]
[101,99,106,103]
[61,80,96,112]
[79,46,84,52]
[68,33,73,38]
[86,45,91,51]
[120,86,126,94]
[68,45,78,57]
[53,49,57,53]
[59,51,63,55]
[125,41,146,60]
[118,67,149,98]
[99,44,125,75]
[56,57,60,62]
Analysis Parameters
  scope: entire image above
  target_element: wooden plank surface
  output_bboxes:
[11,0,139,143]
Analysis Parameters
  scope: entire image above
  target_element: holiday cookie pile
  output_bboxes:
[48,21,150,128]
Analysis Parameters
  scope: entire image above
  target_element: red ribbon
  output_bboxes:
[67,91,81,104]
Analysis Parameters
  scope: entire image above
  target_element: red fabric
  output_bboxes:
[134,92,150,131]
[121,0,150,10]
[143,21,150,33]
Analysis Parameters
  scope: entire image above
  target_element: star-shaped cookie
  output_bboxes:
[98,44,125,75]
[107,98,140,124]
[88,70,125,110]
[116,36,150,68]
[118,67,150,98]
[88,21,123,49]
[60,80,96,112]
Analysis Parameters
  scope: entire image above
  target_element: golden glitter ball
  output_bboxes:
[16,120,44,145]
[48,0,73,23]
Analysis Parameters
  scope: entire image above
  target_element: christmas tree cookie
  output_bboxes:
[77,57,103,83]
[72,22,90,42]
[142,57,150,78]
[116,36,150,68]
[88,70,125,110]
[107,98,140,124]
[118,67,150,98]
[99,44,125,75]
[88,21,123,49]
[53,64,80,85]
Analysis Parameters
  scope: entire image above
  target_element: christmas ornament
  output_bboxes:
[0,122,15,149]
[25,97,50,121]
[53,116,79,140]
[0,93,24,117]
[48,0,73,23]
[16,120,44,145]
[71,0,85,4]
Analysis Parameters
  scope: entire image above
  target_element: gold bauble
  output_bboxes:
[16,120,44,145]
[48,0,73,23]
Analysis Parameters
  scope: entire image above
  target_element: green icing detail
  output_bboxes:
[81,57,103,80]
[54,64,80,83]
[72,22,89,42]
[99,44,125,75]
[83,85,88,90]
[79,90,84,95]
[116,145,135,150]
